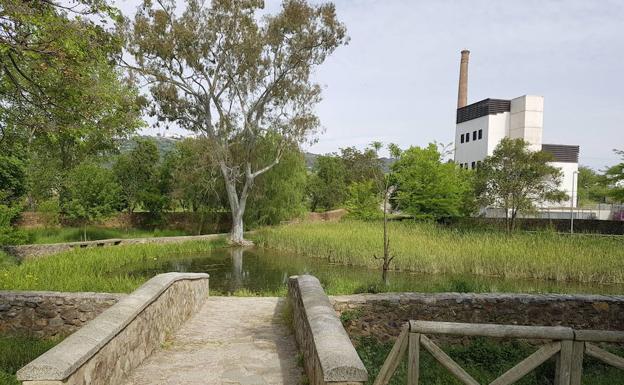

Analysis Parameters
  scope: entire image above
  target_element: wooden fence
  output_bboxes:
[373,320,624,385]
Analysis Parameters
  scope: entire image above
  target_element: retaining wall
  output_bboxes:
[288,275,368,385]
[2,233,225,260]
[0,291,123,338]
[331,292,624,342]
[17,272,209,385]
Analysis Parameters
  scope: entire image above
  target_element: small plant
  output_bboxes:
[339,309,362,324]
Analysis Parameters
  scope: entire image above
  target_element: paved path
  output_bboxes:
[124,297,302,385]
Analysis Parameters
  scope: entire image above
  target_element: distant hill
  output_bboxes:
[122,136,394,170]
[304,152,394,172]
[120,135,182,156]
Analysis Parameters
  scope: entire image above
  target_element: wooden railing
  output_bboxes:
[373,320,624,385]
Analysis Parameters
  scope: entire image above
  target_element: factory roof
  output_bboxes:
[541,144,580,163]
[456,98,511,124]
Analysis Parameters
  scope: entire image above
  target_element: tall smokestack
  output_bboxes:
[457,50,470,109]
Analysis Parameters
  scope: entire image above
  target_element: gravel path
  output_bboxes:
[124,297,302,385]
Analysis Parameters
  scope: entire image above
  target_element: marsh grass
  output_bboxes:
[0,334,61,385]
[23,227,190,245]
[0,239,226,293]
[254,220,624,285]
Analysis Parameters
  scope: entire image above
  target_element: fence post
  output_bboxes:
[407,333,420,385]
[556,340,573,385]
[569,341,584,385]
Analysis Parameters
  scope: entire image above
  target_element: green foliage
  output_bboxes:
[0,205,27,246]
[605,149,624,203]
[577,166,609,205]
[63,163,122,232]
[392,144,474,220]
[475,138,566,232]
[24,227,189,245]
[0,334,61,384]
[246,144,308,227]
[253,220,624,285]
[0,155,26,203]
[345,181,382,220]
[0,239,226,293]
[356,336,623,385]
[36,199,61,228]
[307,155,348,211]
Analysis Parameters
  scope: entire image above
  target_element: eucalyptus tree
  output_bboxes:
[124,0,347,244]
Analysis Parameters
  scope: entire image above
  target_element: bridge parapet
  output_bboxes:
[17,272,209,385]
[288,275,368,385]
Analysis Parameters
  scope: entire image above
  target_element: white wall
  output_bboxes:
[510,95,544,151]
[454,115,489,168]
[542,161,579,208]
[486,112,510,155]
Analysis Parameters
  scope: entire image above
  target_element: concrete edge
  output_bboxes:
[290,275,368,383]
[16,272,209,381]
[329,292,624,304]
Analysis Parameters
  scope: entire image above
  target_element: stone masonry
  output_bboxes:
[331,292,624,343]
[0,291,123,338]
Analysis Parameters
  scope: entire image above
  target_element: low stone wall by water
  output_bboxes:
[0,291,123,338]
[17,272,209,385]
[2,233,226,260]
[331,292,624,343]
[288,275,368,385]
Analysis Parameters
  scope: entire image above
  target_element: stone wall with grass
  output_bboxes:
[17,272,209,385]
[288,275,368,385]
[331,292,624,342]
[0,291,123,338]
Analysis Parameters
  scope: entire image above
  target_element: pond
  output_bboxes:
[130,247,624,295]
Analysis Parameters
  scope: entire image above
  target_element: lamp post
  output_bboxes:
[570,170,578,234]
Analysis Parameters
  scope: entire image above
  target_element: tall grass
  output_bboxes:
[0,239,226,293]
[253,220,624,284]
[0,334,61,385]
[23,227,190,245]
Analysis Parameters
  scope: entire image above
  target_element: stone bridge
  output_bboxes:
[14,274,367,385]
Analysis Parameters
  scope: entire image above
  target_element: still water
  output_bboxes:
[130,247,624,295]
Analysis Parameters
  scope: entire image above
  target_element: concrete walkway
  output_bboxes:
[124,297,302,385]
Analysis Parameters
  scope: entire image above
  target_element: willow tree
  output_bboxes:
[125,0,347,244]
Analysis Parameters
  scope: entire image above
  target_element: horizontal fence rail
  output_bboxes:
[373,320,624,385]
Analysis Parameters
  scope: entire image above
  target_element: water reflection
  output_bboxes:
[130,247,624,295]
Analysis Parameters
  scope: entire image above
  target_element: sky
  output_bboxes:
[114,0,624,170]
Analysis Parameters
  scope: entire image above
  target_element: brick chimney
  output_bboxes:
[457,50,470,109]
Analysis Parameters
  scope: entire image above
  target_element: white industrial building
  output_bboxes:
[453,50,579,208]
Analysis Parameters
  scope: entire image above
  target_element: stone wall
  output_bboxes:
[17,272,209,385]
[0,291,123,338]
[331,292,624,343]
[288,275,367,385]
[2,233,226,260]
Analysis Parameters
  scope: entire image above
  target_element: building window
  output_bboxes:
[459,163,464,169]
[465,134,469,143]
[471,161,476,169]
[460,134,464,143]
[473,131,477,141]
[478,129,483,139]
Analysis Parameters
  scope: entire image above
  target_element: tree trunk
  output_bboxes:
[220,162,252,246]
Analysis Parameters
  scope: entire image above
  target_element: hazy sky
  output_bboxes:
[115,0,624,169]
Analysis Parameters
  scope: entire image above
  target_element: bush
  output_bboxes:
[0,205,27,246]
[36,199,60,228]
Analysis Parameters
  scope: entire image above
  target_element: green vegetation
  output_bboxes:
[23,227,189,245]
[355,336,622,385]
[392,143,474,220]
[254,220,624,284]
[0,239,226,293]
[0,334,61,385]
[475,138,567,232]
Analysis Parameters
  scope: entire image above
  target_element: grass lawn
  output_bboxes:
[253,220,624,285]
[0,334,61,385]
[23,226,191,245]
[355,335,623,385]
[0,239,226,293]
